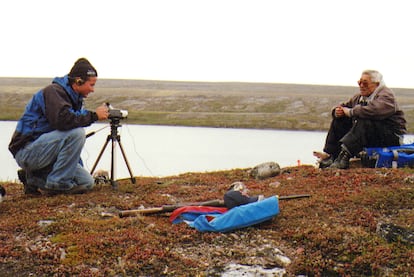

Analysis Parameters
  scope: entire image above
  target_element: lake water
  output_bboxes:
[2,120,413,182]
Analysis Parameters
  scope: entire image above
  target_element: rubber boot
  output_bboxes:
[18,169,41,195]
[319,156,334,168]
[329,149,352,169]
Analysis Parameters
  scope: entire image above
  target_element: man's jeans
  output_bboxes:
[15,128,94,191]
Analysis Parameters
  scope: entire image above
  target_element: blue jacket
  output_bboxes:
[9,75,98,156]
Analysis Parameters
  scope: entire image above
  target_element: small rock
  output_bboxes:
[250,162,281,180]
[145,223,156,230]
[38,220,54,227]
[275,253,291,267]
[59,248,67,260]
[376,222,414,245]
[296,247,305,255]
[100,212,117,218]
[404,175,414,184]
[221,263,286,277]
[269,181,281,188]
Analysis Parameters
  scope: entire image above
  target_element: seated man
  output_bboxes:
[317,70,407,169]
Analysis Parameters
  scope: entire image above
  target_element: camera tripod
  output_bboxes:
[90,117,136,189]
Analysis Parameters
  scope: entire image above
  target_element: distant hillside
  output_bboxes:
[1,77,414,132]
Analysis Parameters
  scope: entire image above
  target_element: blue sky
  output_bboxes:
[1,0,413,88]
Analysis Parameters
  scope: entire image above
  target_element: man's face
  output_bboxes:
[75,77,97,98]
[358,74,378,96]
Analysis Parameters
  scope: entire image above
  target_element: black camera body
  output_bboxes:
[109,108,128,119]
[106,103,128,120]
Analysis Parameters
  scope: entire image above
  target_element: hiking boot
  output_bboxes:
[66,185,90,194]
[319,156,334,168]
[17,169,41,195]
[0,185,5,202]
[39,188,61,196]
[41,184,90,195]
[329,149,352,169]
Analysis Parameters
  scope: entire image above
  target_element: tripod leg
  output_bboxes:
[117,139,137,184]
[110,137,119,189]
[90,136,110,175]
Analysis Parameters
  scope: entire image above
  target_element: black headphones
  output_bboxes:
[75,78,85,86]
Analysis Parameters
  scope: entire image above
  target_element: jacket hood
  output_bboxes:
[52,75,83,104]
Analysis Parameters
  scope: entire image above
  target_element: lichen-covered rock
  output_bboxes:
[376,222,414,245]
[250,162,281,180]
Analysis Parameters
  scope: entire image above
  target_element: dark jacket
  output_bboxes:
[338,86,407,135]
[223,190,259,209]
[9,75,98,157]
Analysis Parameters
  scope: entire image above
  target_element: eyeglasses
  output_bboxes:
[357,80,371,88]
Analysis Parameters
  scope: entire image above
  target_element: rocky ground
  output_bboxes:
[1,165,414,276]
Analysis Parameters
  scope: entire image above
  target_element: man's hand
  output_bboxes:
[95,104,109,120]
[335,106,351,118]
[334,106,345,117]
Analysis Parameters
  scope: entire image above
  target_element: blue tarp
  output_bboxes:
[188,196,280,232]
[364,143,414,168]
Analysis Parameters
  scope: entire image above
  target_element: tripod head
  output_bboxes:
[107,103,128,121]
[109,116,122,134]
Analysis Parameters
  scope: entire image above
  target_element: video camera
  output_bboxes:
[106,103,128,120]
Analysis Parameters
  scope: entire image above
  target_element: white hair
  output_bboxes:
[362,69,385,87]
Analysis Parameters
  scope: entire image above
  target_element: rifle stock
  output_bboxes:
[119,199,225,218]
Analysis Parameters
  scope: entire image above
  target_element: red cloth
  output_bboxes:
[169,206,228,223]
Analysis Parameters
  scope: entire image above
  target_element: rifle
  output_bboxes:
[118,194,311,218]
[119,199,225,218]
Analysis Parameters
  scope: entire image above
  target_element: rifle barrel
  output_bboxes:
[119,199,225,217]
[278,194,311,200]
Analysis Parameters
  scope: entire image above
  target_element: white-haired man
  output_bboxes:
[317,70,407,169]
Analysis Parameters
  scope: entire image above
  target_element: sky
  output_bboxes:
[1,0,413,88]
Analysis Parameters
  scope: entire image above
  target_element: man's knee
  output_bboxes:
[83,175,95,189]
[68,127,86,138]
[66,128,86,144]
[76,165,95,189]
